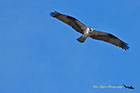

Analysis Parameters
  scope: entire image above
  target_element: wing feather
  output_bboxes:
[50,11,87,34]
[50,11,129,50]
[90,31,129,50]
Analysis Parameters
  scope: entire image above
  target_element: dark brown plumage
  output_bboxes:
[50,11,129,50]
[50,11,87,34]
[90,31,129,50]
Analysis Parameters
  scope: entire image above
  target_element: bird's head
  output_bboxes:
[91,28,95,31]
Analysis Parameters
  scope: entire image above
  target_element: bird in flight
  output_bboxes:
[123,84,134,89]
[50,11,129,50]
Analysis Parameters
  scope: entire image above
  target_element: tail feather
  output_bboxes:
[77,36,87,43]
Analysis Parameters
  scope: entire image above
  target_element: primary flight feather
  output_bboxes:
[50,11,129,50]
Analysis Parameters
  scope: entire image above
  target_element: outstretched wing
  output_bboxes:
[50,11,87,34]
[90,31,129,50]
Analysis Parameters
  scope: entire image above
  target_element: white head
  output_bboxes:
[91,28,95,31]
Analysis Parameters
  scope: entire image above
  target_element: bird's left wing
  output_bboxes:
[50,11,87,34]
[90,31,129,50]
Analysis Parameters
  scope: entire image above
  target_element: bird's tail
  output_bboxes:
[77,36,87,43]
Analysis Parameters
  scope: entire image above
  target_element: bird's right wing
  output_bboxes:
[50,11,87,34]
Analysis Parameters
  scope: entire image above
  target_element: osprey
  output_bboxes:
[50,11,129,50]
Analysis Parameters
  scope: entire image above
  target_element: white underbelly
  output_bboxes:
[83,27,90,34]
[82,27,90,37]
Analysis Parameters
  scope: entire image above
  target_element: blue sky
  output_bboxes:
[0,0,139,93]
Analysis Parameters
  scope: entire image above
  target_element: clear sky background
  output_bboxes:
[0,0,139,93]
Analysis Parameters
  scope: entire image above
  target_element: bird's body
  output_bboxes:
[77,27,95,43]
[50,11,129,50]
